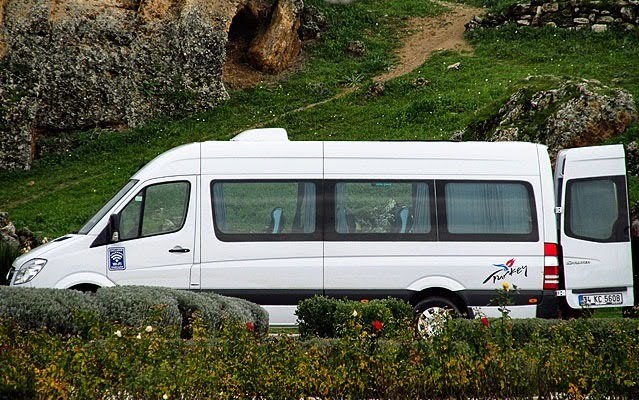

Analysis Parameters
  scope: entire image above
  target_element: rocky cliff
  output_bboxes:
[0,0,309,171]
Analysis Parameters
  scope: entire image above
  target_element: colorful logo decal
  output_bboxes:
[108,247,126,271]
[483,258,528,284]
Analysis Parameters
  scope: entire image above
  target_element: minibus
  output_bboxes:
[8,128,635,325]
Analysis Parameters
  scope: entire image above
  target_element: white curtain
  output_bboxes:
[213,183,228,232]
[445,182,531,234]
[412,183,431,233]
[335,183,348,233]
[302,183,316,233]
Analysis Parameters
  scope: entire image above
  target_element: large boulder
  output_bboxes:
[248,0,304,73]
[0,0,312,171]
[458,77,638,157]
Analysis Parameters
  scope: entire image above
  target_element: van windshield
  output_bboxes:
[78,180,139,235]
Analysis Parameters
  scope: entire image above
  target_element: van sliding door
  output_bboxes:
[556,145,634,309]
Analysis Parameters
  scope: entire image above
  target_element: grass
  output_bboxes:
[0,0,638,237]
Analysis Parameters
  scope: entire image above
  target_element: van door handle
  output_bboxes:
[169,246,190,253]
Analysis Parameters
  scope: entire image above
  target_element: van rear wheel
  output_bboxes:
[414,297,463,338]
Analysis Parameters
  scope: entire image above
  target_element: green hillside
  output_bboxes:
[1,0,638,238]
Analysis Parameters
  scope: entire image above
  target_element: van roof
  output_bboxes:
[132,139,546,181]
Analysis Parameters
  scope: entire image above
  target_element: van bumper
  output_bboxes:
[536,290,559,319]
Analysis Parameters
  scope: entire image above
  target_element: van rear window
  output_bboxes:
[565,175,629,243]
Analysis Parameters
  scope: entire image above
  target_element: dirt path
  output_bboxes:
[234,1,483,134]
[375,1,483,83]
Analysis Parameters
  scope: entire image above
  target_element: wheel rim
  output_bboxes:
[417,306,451,338]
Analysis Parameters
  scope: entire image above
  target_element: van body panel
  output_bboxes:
[323,142,546,311]
[105,175,198,289]
[324,243,544,297]
[324,141,542,177]
[12,235,106,288]
[12,234,83,266]
[556,145,634,308]
[201,141,323,177]
[537,145,558,245]
[132,143,200,182]
[54,272,116,289]
[199,142,324,308]
[407,275,465,292]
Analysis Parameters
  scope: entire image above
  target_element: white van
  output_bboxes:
[8,128,635,324]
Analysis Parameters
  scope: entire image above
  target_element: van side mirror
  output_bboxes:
[109,214,121,243]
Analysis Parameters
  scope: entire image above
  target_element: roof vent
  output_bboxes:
[231,128,289,142]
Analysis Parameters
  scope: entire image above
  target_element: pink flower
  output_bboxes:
[481,316,490,327]
[372,320,383,333]
[246,322,255,332]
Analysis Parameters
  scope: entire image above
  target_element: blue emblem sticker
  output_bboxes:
[108,247,126,271]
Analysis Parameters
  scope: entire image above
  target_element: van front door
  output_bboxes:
[556,145,634,309]
[106,176,197,288]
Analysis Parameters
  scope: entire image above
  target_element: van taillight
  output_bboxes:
[544,242,560,290]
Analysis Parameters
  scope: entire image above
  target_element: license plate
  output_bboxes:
[578,293,623,306]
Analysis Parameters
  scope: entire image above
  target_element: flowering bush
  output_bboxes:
[296,296,413,339]
[2,318,639,399]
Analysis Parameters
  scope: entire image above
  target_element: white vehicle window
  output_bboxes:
[566,176,628,242]
[441,181,537,240]
[119,181,190,240]
[212,181,318,240]
[78,179,138,234]
[333,181,432,236]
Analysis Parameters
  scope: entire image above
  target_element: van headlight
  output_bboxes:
[12,259,47,285]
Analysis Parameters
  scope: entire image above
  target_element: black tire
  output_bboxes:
[414,296,464,338]
[69,284,99,293]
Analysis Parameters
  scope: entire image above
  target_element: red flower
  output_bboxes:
[372,320,383,332]
[481,316,490,327]
[246,322,255,332]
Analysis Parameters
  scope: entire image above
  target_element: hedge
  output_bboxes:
[0,286,268,337]
[2,317,639,399]
[0,287,100,335]
[296,295,414,339]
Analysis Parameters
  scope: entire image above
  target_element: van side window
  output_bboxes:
[119,181,190,240]
[438,181,538,242]
[211,181,319,241]
[565,176,629,243]
[327,181,435,241]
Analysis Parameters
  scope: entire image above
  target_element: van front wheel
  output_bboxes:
[414,297,462,338]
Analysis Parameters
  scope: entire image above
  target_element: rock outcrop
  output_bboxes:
[466,0,639,32]
[0,211,45,252]
[248,0,304,73]
[456,77,638,157]
[0,0,315,171]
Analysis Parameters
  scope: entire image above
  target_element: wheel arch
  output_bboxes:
[409,287,471,318]
[55,273,115,290]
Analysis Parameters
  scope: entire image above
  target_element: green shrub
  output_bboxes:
[0,286,99,334]
[171,291,269,336]
[0,286,268,338]
[296,295,338,338]
[220,295,269,335]
[94,286,183,333]
[296,296,414,339]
